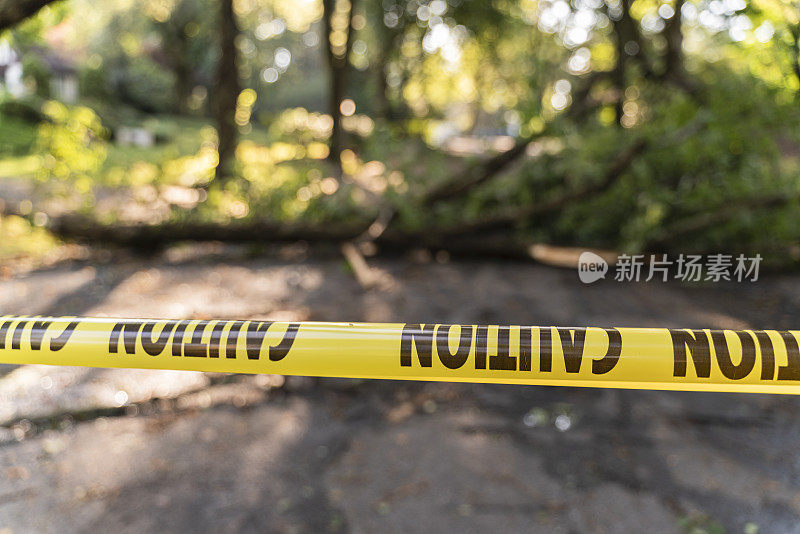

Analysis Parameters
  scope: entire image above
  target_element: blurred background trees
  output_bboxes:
[1,0,799,266]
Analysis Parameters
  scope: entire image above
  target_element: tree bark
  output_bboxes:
[213,0,241,182]
[0,0,58,32]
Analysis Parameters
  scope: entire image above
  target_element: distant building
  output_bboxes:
[42,19,79,103]
[0,41,25,97]
[0,41,79,103]
[42,51,79,103]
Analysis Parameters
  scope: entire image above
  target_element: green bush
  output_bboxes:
[116,57,176,114]
[34,101,108,195]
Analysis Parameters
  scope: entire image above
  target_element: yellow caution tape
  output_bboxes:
[1,315,799,394]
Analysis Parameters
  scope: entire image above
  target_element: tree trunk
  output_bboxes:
[374,47,392,120]
[323,0,357,164]
[609,0,648,124]
[328,53,345,162]
[213,0,240,182]
[162,19,194,115]
[610,2,629,124]
[790,24,800,99]
[159,1,196,116]
[372,17,397,121]
[662,0,685,81]
[173,29,193,114]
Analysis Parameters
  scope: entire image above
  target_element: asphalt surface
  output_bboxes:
[1,248,799,533]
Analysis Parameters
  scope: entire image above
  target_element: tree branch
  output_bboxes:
[0,0,59,32]
[434,112,707,237]
[422,133,542,205]
[436,138,648,236]
[421,72,609,206]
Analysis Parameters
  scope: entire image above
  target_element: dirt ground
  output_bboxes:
[2,246,800,533]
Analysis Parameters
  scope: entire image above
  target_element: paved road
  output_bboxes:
[1,249,799,533]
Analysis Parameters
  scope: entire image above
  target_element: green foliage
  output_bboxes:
[678,514,726,534]
[4,0,800,268]
[79,64,110,100]
[102,116,213,172]
[0,95,44,158]
[0,116,38,157]
[205,108,359,224]
[116,56,177,114]
[416,61,800,260]
[0,96,46,123]
[20,55,51,98]
[605,69,798,255]
[0,215,60,261]
[34,101,107,195]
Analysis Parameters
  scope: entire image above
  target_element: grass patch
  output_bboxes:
[0,155,40,179]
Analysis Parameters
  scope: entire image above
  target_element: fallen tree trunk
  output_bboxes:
[0,200,543,259]
[34,212,518,255]
[44,215,366,248]
[5,188,791,262]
